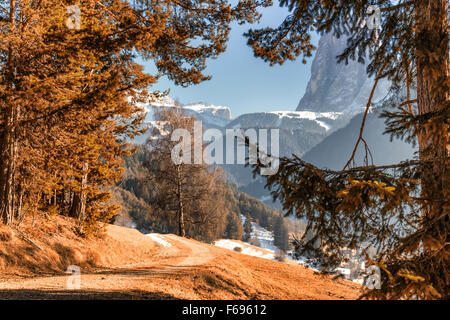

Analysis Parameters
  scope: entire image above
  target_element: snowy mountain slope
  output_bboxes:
[134,95,351,171]
[143,96,348,134]
[249,221,278,253]
[131,96,233,144]
[239,214,278,253]
[143,96,232,128]
[226,111,349,134]
[219,111,348,199]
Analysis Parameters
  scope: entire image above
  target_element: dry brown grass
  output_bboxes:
[151,238,360,300]
[0,216,361,300]
[0,226,13,242]
[0,215,159,275]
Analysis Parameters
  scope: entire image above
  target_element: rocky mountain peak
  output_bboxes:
[297,33,390,114]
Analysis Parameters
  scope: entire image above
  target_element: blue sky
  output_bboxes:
[140,6,319,118]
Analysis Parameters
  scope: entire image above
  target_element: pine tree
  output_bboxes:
[246,1,449,299]
[243,214,253,242]
[274,214,289,252]
[224,212,244,241]
[0,0,263,234]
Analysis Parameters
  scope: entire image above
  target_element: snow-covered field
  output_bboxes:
[216,216,280,261]
[249,222,278,253]
[215,216,315,269]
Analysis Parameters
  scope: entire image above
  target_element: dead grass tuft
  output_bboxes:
[0,228,12,242]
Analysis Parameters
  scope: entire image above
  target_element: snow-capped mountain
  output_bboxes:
[144,96,232,128]
[132,33,397,207]
[227,110,349,134]
[143,95,350,134]
[182,104,232,127]
[268,111,342,131]
[297,32,391,114]
[293,34,414,171]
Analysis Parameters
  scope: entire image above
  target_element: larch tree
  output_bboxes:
[145,106,229,241]
[224,209,244,240]
[274,213,289,252]
[243,213,252,242]
[245,0,448,299]
[0,0,266,233]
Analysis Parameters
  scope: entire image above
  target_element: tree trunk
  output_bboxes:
[176,165,186,237]
[0,0,17,226]
[15,180,24,224]
[0,123,16,225]
[415,0,449,242]
[70,162,88,232]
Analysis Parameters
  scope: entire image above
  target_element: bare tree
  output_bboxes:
[145,106,227,241]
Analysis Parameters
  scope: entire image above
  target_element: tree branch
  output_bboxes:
[380,1,414,13]
[343,58,390,170]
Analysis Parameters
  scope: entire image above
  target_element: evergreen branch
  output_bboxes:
[380,1,415,13]
[398,99,417,109]
[284,155,424,175]
[270,10,302,50]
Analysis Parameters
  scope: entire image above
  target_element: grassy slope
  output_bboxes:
[0,216,360,300]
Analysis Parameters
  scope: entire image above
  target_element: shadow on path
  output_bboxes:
[0,289,178,300]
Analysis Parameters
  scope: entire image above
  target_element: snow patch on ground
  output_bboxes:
[259,195,272,202]
[315,120,331,131]
[250,222,278,252]
[146,233,172,247]
[236,215,319,270]
[214,240,276,260]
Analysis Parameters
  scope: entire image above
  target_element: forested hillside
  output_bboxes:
[0,0,263,236]
[112,145,304,245]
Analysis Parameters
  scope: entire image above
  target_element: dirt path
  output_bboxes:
[0,223,360,300]
[0,235,221,299]
[163,234,216,267]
